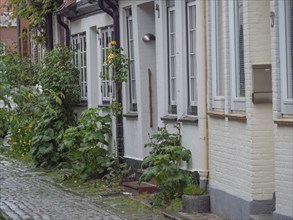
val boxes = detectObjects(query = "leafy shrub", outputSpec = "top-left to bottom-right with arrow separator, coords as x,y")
37,46 -> 80,108
0,108 -> 9,138
139,127 -> 192,206
1,48 -> 80,168
7,86 -> 40,156
183,184 -> 207,196
31,95 -> 70,167
59,108 -> 117,181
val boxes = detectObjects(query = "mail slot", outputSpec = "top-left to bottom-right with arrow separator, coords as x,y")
252,64 -> 272,104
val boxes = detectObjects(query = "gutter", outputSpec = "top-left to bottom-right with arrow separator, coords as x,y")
98,0 -> 124,164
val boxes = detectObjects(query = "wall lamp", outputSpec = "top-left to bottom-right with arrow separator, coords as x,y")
142,33 -> 156,42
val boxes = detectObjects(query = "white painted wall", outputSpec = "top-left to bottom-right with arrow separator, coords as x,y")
119,0 -> 158,161
70,12 -> 116,151
153,0 -> 208,173
71,13 -> 113,109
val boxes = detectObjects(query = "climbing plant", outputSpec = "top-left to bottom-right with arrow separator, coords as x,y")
3,0 -> 61,42
100,40 -> 129,115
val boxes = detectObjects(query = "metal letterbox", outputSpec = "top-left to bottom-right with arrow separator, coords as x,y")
252,64 -> 272,104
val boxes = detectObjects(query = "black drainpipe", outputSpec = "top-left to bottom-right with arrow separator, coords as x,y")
17,18 -> 21,54
98,0 -> 124,164
46,12 -> 54,50
57,15 -> 70,47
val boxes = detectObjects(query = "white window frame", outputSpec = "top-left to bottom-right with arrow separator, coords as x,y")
229,0 -> 245,111
168,6 -> 177,113
126,9 -> 137,112
187,1 -> 197,115
279,0 -> 293,115
211,0 -> 225,110
99,26 -> 114,105
72,32 -> 87,102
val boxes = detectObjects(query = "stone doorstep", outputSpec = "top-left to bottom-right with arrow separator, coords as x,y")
122,181 -> 157,196
249,214 -> 273,220
135,169 -> 157,185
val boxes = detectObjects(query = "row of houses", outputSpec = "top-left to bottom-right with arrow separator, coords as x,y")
6,0 -> 293,219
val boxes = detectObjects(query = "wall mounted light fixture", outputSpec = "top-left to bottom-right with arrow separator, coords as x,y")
142,33 -> 156,42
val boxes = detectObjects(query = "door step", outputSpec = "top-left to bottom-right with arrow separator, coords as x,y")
249,214 -> 273,220
122,181 -> 157,196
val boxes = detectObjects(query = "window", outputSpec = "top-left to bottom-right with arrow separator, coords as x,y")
168,6 -> 177,114
279,0 -> 293,114
186,1 -> 197,115
72,33 -> 87,102
100,26 -> 114,105
126,8 -> 137,111
211,0 -> 225,109
229,0 -> 245,110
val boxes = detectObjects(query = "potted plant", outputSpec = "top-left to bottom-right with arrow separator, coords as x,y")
182,184 -> 210,213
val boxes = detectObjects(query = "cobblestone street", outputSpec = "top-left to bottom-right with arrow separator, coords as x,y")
0,157 -> 223,220
0,159 -> 129,220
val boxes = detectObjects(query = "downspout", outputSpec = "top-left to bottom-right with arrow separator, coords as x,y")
197,0 -> 209,190
57,15 -> 70,47
99,0 -> 124,164
46,12 -> 54,50
17,18 -> 21,54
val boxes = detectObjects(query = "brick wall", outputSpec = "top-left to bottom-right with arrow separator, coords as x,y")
271,1 -> 293,218
274,126 -> 293,217
244,0 -> 274,201
208,0 -> 275,213
209,118 -> 252,200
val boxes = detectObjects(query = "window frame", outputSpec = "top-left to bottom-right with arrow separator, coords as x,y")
211,0 -> 225,110
279,0 -> 293,115
126,8 -> 137,112
186,0 -> 197,115
71,32 -> 87,102
167,6 -> 177,114
229,0 -> 245,111
99,26 -> 114,105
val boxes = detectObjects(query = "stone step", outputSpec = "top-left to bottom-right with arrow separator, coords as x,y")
123,181 -> 157,196
249,214 -> 273,220
135,169 -> 157,185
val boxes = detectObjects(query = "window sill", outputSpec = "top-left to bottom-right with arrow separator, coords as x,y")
178,116 -> 198,124
123,112 -> 138,119
226,113 -> 247,121
74,102 -> 88,107
208,111 -> 247,122
98,104 -> 110,108
274,118 -> 293,126
207,111 -> 225,119
160,115 -> 177,122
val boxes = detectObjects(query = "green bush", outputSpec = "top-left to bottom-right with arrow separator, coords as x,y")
0,108 -> 9,138
1,47 -> 80,168
139,127 -> 192,206
59,108 -> 117,181
37,46 -> 80,108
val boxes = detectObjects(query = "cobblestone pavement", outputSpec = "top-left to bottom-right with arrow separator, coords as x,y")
0,159 -> 128,220
0,157 -> 223,220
